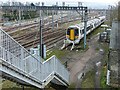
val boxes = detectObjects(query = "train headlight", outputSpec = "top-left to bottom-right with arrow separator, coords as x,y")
66,35 -> 69,39
75,36 -> 79,39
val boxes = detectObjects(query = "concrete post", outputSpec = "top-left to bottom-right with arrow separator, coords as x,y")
39,10 -> 43,58
19,10 -> 21,22
110,21 -> 120,49
108,21 -> 120,87
84,8 -> 88,49
52,10 -> 54,31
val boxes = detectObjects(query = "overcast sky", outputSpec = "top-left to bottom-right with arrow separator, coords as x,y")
1,0 -> 119,8
3,0 -> 118,3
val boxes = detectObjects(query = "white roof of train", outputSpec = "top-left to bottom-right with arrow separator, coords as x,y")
68,16 -> 105,29
98,16 -> 106,20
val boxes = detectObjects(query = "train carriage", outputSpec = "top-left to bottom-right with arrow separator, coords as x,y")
61,16 -> 106,50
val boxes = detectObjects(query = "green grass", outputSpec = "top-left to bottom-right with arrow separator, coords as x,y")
100,66 -> 117,89
1,80 -> 39,90
99,42 -> 110,88
104,21 -> 111,26
100,42 -> 109,66
2,80 -> 21,88
81,70 -> 95,88
87,27 -> 103,39
46,49 -> 68,62
78,40 -> 89,51
68,83 -> 76,89
79,26 -> 104,51
95,47 -> 99,51
98,33 -> 110,88
100,66 -> 108,88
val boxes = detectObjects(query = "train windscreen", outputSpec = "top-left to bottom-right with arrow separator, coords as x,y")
67,28 -> 79,36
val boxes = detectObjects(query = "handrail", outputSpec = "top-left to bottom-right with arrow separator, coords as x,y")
0,27 -> 41,63
0,27 -> 69,87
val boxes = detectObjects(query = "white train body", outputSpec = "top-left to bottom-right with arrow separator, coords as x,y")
61,16 -> 106,50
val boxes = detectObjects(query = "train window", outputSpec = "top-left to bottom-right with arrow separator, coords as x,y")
67,28 -> 70,35
67,28 -> 79,36
80,30 -> 82,34
87,26 -> 89,31
101,19 -> 104,22
94,23 -> 97,26
82,29 -> 84,34
75,28 -> 79,36
87,25 -> 93,31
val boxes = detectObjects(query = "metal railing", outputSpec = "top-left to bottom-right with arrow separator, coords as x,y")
0,27 -> 69,86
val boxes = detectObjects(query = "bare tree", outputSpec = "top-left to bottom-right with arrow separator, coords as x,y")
107,1 -> 120,26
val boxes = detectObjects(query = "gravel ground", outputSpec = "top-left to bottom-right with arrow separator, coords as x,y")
60,33 -> 105,88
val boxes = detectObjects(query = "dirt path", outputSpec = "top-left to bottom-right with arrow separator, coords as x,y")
66,34 -> 103,86
69,47 -> 96,83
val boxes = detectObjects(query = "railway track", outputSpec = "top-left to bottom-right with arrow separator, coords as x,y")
3,15 -> 81,50
2,15 -> 68,32
9,17 -> 80,38
13,27 -> 63,42
25,34 -> 66,50
4,15 -> 80,34
21,29 -> 65,48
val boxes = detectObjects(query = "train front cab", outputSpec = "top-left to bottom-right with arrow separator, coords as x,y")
66,27 -> 79,41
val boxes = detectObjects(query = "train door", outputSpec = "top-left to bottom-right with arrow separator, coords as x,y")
70,29 -> 75,40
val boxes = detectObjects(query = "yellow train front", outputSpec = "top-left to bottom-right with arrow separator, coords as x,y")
66,27 -> 79,41
61,26 -> 82,50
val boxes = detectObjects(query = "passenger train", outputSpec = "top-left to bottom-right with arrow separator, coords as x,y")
61,16 -> 106,50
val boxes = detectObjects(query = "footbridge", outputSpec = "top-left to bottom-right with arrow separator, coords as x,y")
0,28 -> 69,88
